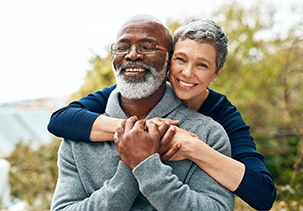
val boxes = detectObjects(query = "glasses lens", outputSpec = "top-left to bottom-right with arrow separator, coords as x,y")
137,42 -> 157,54
112,42 -> 130,55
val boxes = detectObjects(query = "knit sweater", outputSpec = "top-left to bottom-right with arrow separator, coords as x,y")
48,83 -> 276,210
51,84 -> 233,211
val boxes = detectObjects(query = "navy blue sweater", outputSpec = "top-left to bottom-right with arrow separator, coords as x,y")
48,84 -> 276,210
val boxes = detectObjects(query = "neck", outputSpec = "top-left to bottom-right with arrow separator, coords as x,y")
120,82 -> 166,119
182,89 -> 209,111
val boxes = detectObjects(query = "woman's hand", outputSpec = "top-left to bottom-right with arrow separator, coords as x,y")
161,127 -> 200,162
147,117 -> 179,127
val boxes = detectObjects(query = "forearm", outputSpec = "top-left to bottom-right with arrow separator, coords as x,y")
48,107 -> 98,142
90,115 -> 123,142
187,137 -> 275,210
171,130 -> 244,192
234,162 -> 276,210
188,140 -> 245,192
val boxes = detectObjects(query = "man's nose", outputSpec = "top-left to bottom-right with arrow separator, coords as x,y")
124,45 -> 144,60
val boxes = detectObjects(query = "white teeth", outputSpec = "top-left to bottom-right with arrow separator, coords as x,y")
125,68 -> 145,72
179,80 -> 195,87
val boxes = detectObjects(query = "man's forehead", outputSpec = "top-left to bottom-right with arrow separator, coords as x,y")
116,22 -> 164,41
124,14 -> 162,25
118,20 -> 161,34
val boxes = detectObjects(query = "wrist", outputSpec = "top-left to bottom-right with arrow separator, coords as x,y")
90,115 -> 124,141
186,138 -> 200,160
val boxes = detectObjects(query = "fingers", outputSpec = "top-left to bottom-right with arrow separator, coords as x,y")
144,121 -> 162,143
160,126 -> 176,147
115,119 -> 126,144
161,142 -> 181,162
148,117 -> 179,126
159,126 -> 177,157
190,132 -> 199,138
148,117 -> 163,126
168,119 -> 179,126
125,116 -> 138,131
158,121 -> 170,138
133,119 -> 146,131
115,116 -> 137,142
116,116 -> 175,145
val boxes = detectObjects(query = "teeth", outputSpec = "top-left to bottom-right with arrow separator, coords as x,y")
179,80 -> 195,87
125,68 -> 145,72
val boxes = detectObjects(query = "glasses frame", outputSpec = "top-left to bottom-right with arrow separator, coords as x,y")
111,41 -> 168,55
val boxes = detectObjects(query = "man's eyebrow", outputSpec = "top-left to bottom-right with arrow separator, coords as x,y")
140,38 -> 156,42
116,38 -> 129,43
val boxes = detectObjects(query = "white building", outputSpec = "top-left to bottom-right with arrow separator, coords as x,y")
0,97 -> 66,158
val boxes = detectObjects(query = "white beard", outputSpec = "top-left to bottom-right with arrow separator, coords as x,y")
114,53 -> 169,100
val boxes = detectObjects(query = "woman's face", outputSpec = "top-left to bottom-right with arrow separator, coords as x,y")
169,38 -> 222,105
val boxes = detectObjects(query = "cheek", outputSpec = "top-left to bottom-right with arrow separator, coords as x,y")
168,67 -> 177,83
154,56 -> 168,70
112,56 -> 124,69
169,63 -> 181,76
196,73 -> 214,84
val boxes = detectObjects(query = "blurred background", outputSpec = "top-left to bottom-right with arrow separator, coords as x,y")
0,0 -> 302,210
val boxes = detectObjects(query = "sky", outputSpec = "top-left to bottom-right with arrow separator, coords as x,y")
0,0 -> 302,104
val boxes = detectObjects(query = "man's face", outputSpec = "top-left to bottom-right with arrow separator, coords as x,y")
112,20 -> 169,100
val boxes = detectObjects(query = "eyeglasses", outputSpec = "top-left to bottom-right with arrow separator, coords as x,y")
111,41 -> 168,55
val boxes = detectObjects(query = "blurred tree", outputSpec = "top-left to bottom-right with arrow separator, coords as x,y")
208,1 -> 303,208
6,138 -> 61,210
70,53 -> 115,102
5,1 -> 303,210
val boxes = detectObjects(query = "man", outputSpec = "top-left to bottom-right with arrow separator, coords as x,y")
51,14 -> 233,210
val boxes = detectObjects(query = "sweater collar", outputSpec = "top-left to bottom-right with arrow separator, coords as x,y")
105,82 -> 182,119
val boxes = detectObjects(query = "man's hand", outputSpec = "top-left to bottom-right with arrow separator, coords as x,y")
114,116 -> 171,169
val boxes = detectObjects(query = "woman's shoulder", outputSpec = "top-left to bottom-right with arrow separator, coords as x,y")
202,89 -> 235,115
208,88 -> 230,103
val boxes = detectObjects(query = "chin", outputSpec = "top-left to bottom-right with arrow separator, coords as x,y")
175,93 -> 188,101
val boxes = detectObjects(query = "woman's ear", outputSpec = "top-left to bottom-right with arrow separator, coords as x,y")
213,65 -> 224,81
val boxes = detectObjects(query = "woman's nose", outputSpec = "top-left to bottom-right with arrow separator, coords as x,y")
182,66 -> 194,77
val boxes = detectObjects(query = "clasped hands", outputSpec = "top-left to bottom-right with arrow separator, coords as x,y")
114,116 -> 199,170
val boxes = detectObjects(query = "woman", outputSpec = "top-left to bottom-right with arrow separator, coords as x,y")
48,19 -> 276,210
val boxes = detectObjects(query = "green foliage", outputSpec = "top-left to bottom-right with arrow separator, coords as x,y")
6,139 -> 61,210
70,53 -> 116,102
209,2 -> 303,208
5,1 -> 303,210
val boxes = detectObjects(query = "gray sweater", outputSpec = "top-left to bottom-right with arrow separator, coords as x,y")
51,83 -> 234,211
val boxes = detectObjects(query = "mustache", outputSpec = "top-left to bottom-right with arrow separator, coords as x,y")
116,61 -> 152,75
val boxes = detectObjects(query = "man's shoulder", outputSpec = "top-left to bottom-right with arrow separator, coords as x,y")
174,106 -> 227,137
175,106 -> 231,155
176,105 -> 214,123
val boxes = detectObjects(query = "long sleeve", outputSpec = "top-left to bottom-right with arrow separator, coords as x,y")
51,139 -> 139,211
201,88 -> 276,210
51,84 -> 234,210
134,154 -> 233,211
134,101 -> 233,211
47,84 -> 116,142
48,83 -> 276,209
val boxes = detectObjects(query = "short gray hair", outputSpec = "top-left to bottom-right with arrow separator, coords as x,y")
173,19 -> 228,72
